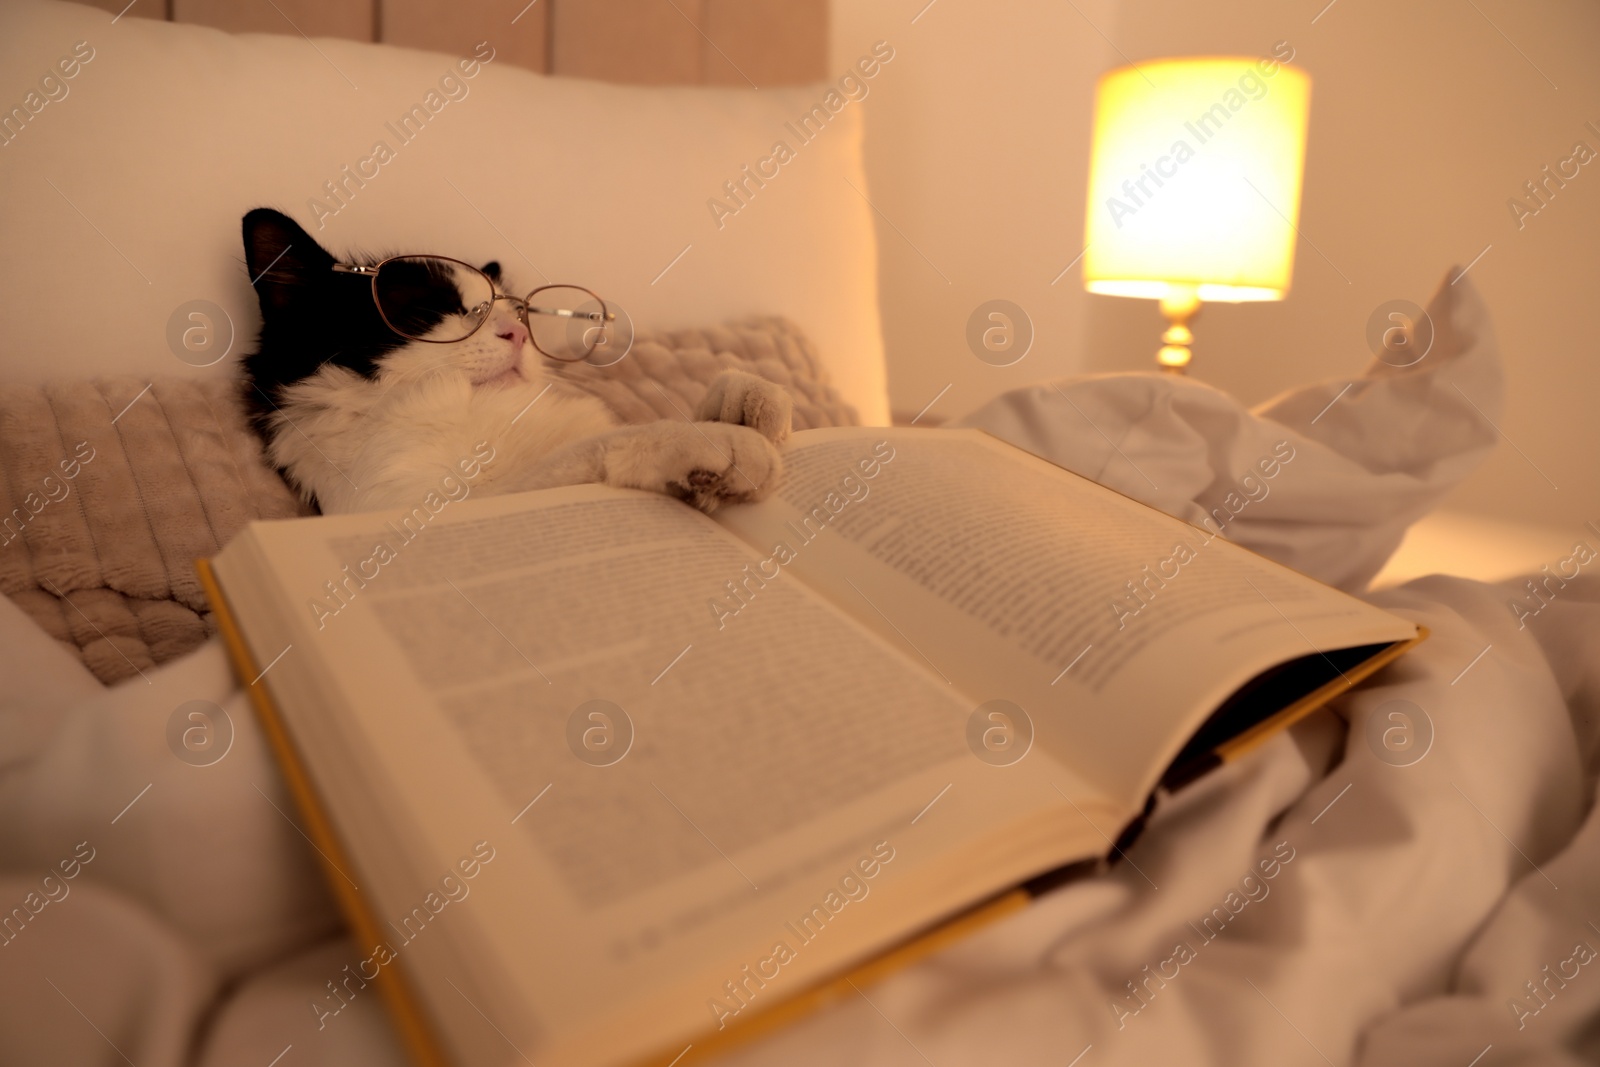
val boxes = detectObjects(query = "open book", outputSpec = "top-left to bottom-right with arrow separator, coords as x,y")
201,426 -> 1421,1067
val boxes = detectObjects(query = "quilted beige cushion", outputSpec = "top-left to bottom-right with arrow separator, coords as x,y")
1,317 -> 857,684
547,316 -> 858,431
0,377 -> 309,685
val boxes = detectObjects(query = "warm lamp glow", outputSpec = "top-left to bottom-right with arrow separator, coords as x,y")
1081,55 -> 1311,370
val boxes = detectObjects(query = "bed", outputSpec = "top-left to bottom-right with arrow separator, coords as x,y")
3,3 -> 1598,1066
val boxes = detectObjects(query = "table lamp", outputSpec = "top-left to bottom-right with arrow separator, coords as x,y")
1082,56 -> 1311,372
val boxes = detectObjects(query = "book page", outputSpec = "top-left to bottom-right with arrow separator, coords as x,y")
228,483 -> 1115,1065
332,496 -> 971,907
714,427 -> 1416,809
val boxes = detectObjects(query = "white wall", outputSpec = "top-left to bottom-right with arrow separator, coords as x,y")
840,0 -> 1599,532
831,0 -> 1113,424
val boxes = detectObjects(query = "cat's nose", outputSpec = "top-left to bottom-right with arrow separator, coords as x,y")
495,321 -> 528,352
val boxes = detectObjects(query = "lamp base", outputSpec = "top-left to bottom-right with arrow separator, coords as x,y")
1156,286 -> 1201,374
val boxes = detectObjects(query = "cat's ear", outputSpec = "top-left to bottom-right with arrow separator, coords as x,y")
481,261 -> 502,283
242,208 -> 336,319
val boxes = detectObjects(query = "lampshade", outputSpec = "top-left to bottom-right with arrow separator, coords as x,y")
1083,56 -> 1311,303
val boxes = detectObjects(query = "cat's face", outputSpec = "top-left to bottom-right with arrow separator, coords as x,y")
239,207 -> 535,431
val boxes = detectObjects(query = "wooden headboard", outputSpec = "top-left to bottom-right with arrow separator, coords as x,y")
80,0 -> 827,86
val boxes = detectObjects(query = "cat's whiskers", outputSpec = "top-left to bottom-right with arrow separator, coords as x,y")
371,346 -> 505,401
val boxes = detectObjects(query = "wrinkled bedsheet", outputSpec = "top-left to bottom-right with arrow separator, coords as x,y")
3,274 -> 1596,1066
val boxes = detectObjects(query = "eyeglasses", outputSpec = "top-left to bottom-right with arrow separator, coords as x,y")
332,255 -> 616,363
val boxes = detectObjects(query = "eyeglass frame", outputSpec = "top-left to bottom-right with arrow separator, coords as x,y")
331,255 -> 617,362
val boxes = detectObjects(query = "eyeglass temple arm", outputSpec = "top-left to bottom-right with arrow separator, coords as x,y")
331,263 -> 378,275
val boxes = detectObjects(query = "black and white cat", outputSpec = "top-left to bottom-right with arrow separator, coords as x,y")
238,208 -> 790,514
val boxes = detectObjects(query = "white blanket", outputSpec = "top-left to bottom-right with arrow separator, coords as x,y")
3,274 -> 1595,1066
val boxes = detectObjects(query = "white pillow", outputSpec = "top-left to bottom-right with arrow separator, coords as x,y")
0,1 -> 889,424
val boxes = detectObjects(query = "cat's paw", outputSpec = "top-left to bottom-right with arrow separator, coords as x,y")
695,370 -> 793,443
604,420 -> 783,512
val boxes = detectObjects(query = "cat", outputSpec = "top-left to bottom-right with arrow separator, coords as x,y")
238,208 -> 791,515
